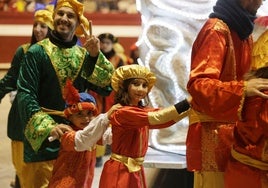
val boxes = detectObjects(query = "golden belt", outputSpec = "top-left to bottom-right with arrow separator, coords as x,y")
111,153 -> 144,173
231,147 -> 268,171
189,108 -> 216,124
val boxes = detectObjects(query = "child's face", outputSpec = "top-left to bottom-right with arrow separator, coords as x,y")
100,38 -> 113,53
68,109 -> 94,129
128,78 -> 149,106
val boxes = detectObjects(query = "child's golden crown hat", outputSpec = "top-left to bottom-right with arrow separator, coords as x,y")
111,64 -> 156,92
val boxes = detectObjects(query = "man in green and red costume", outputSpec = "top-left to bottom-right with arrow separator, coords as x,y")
16,0 -> 114,187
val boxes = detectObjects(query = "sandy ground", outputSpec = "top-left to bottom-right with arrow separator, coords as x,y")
0,92 -> 14,187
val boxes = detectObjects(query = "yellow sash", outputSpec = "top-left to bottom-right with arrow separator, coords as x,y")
189,108 -> 216,124
231,147 -> 268,170
111,153 -> 144,173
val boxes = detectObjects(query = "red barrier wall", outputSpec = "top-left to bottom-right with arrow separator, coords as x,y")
0,12 -> 141,65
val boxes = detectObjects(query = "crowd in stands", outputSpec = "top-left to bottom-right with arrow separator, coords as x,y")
0,0 -> 137,13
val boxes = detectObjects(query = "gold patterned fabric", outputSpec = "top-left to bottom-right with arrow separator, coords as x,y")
40,38 -> 86,90
25,111 -> 57,151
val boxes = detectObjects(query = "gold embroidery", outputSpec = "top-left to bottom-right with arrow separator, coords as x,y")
25,111 -> 56,151
238,81 -> 247,121
39,39 -> 86,91
214,19 -> 237,81
201,123 -> 218,171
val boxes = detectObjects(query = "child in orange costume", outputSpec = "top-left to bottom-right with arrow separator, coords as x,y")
48,80 -> 119,187
99,64 -> 191,188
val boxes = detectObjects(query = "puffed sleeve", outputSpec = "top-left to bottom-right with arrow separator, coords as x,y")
75,113 -> 109,151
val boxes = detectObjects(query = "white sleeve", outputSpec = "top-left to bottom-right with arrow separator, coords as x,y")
102,126 -> 112,145
74,113 -> 109,151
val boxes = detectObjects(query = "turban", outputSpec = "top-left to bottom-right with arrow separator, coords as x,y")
34,5 -> 54,30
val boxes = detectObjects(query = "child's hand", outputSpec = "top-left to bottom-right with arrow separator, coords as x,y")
107,103 -> 122,119
49,124 -> 73,142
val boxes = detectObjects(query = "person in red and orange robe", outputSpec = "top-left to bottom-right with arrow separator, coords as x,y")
186,0 -> 268,187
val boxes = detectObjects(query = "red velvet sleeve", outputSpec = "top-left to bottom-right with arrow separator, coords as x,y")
110,106 -> 176,129
187,19 -> 246,121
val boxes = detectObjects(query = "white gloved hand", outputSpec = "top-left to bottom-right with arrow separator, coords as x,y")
102,126 -> 112,145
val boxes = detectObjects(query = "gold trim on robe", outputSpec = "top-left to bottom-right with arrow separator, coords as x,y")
231,147 -> 268,171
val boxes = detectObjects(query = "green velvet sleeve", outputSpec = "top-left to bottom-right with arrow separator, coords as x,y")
81,51 -> 114,88
17,45 -> 57,152
0,45 -> 25,101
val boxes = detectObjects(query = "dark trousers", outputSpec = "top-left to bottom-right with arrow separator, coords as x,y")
152,169 -> 193,188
